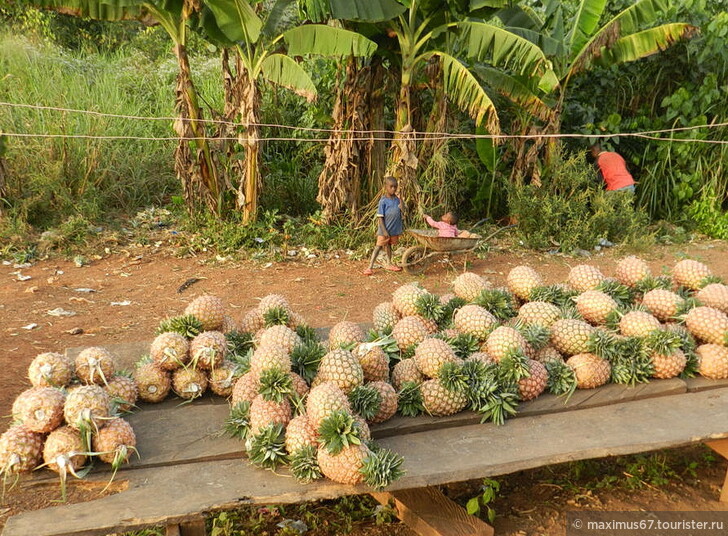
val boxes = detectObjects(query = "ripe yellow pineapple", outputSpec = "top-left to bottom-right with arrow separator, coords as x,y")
221,315 -> 241,334
696,283 -> 728,314
249,394 -> 292,436
134,362 -> 172,403
507,266 -> 544,301
367,381 -> 398,424
353,344 -> 390,383
391,358 -> 425,390
685,306 -> 728,345
413,338 -> 458,378
290,372 -> 310,398
306,382 -> 351,428
619,311 -> 661,338
12,387 -> 65,434
105,375 -> 139,413
75,347 -> 117,385
241,308 -> 265,334
328,321 -> 365,348
672,259 -> 712,290
615,256 -> 652,287
485,326 -> 530,362
208,361 -> 238,397
258,325 -> 302,353
285,415 -> 319,454
574,290 -> 618,325
373,302 -> 401,332
518,360 -> 548,400
452,272 -> 491,302
566,353 -> 611,389
550,319 -> 594,356
317,443 -> 370,485
189,331 -> 228,370
93,417 -> 136,467
0,425 -> 44,475
172,367 -> 208,400
150,332 -> 189,371
568,265 -> 605,293
231,372 -> 261,406
257,294 -> 292,316
421,379 -> 467,416
696,344 -> 728,379
185,295 -> 225,331
533,345 -> 563,364
315,349 -> 364,393
43,425 -> 87,477
249,343 -> 291,377
651,349 -> 686,379
641,289 -> 684,322
63,385 -> 111,431
391,316 -> 429,349
28,352 -> 73,388
517,301 -> 561,328
453,305 -> 497,340
392,283 -> 428,317
467,351 -> 497,365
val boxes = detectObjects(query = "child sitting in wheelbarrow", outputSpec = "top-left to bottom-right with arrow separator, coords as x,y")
424,211 -> 459,237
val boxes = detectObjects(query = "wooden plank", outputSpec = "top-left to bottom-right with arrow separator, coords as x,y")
373,378 -> 686,439
706,438 -> 728,503
683,377 -> 728,393
372,488 -> 494,536
7,387 -> 728,536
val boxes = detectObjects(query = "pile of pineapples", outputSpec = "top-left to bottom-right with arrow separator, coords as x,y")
0,348 -> 138,499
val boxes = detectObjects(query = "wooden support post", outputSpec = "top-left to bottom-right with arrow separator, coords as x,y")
372,487 -> 494,536
166,517 -> 206,536
706,438 -> 728,503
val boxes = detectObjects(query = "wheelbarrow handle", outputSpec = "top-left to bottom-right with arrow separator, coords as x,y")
479,223 -> 516,242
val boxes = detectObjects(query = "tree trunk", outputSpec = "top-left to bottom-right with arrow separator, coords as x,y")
364,58 -> 387,202
236,68 -> 261,224
388,81 -> 420,218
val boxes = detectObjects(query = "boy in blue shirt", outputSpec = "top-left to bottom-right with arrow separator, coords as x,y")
363,176 -> 403,276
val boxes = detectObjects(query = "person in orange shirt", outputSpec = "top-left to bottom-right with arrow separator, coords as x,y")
589,144 -> 636,193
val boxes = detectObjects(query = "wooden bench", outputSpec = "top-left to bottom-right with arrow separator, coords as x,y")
4,342 -> 728,536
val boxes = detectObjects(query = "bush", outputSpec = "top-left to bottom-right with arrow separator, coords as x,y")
508,148 -> 650,252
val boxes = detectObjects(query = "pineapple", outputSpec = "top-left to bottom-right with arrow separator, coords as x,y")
353,344 -> 390,383
209,361 -> 238,397
467,351 -> 497,366
485,326 -> 531,362
367,381 -> 398,424
615,256 -> 652,287
290,372 -> 310,398
685,306 -> 728,345
619,311 -> 661,338
43,426 -> 87,500
672,259 -> 712,290
184,294 -> 225,331
452,272 -> 492,302
534,345 -> 563,364
392,283 -> 428,317
315,349 -> 364,393
317,443 -> 403,489
12,387 -> 65,434
550,319 -> 594,356
241,308 -> 265,334
518,360 -> 548,401
414,338 -> 458,378
373,302 -> 400,333
391,358 -> 425,390
329,321 -> 365,349
221,314 -> 241,334
231,372 -> 261,406
574,290 -> 618,325
453,305 -> 498,340
391,316 -> 429,350
249,394 -> 292,436
172,367 -> 208,400
150,332 -> 189,371
75,347 -> 116,385
568,265 -> 606,293
249,343 -> 291,377
93,417 -> 136,468
507,266 -> 544,301
258,325 -> 302,353
697,283 -> 728,314
105,375 -> 138,413
306,382 -> 351,428
28,352 -> 73,388
189,331 -> 228,370
257,294 -> 292,317
642,289 -> 685,322
0,425 -> 44,475
566,353 -> 611,389
285,414 -> 319,454
651,349 -> 686,379
421,379 -> 467,416
134,362 -> 172,403
696,344 -> 728,379
63,385 -> 111,431
517,301 -> 561,328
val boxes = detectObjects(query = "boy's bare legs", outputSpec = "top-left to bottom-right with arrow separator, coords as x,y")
385,244 -> 393,265
367,246 -> 382,270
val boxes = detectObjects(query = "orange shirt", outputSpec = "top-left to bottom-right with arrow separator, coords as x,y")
596,152 -> 635,191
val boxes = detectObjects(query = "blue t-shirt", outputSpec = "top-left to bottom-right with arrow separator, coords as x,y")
377,195 -> 403,236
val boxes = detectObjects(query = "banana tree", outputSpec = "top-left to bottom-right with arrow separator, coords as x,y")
497,0 -> 697,180
201,0 -> 377,223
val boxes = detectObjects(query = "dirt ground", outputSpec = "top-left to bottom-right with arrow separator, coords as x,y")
2,237 -> 728,534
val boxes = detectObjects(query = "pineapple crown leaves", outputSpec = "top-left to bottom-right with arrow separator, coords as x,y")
470,378 -> 519,426
544,360 -> 577,401
317,410 -> 363,455
679,348 -> 700,379
397,381 -> 424,417
224,401 -> 251,440
156,315 -> 203,339
247,423 -> 289,470
263,307 -> 291,328
596,279 -> 636,308
586,329 -> 619,362
444,333 -> 480,359
530,285 -> 577,307
517,323 -> 551,351
497,349 -> 531,383
348,385 -> 383,421
699,275 -> 724,288
440,296 -> 467,326
415,293 -> 445,324
559,303 -> 584,321
258,368 -> 294,403
610,353 -> 654,387
675,297 -> 699,318
225,330 -> 254,358
400,344 -> 417,361
109,396 -> 139,415
634,276 -> 672,294
674,286 -> 694,300
290,341 -> 326,384
643,330 -> 682,355
461,359 -> 495,387
227,347 -> 253,375
289,392 -> 308,417
473,289 -> 518,321
360,447 -> 405,491
362,333 -> 399,354
134,354 -> 154,367
290,445 -> 323,483
295,324 -> 321,344
437,361 -> 469,394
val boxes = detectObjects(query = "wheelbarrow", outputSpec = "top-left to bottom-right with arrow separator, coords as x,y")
400,225 -> 515,275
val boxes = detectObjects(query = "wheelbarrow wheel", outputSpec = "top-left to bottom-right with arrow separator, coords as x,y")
401,245 -> 431,275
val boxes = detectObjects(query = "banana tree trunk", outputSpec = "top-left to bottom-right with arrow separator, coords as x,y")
388,80 -> 420,217
365,58 -> 387,202
236,69 -> 261,224
418,58 -> 448,206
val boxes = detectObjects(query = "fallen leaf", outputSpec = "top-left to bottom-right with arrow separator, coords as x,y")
22,323 -> 38,330
111,301 -> 132,306
47,308 -> 77,317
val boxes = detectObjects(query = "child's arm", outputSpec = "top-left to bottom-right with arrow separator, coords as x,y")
424,215 -> 446,230
377,198 -> 389,236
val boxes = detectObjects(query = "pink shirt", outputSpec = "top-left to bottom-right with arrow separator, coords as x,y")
425,216 -> 459,237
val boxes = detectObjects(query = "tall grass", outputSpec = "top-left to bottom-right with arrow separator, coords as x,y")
0,33 -> 179,233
